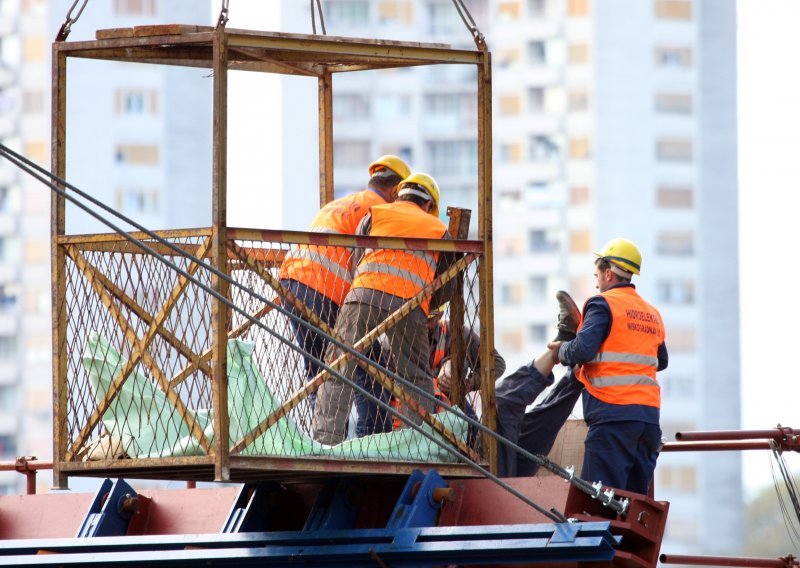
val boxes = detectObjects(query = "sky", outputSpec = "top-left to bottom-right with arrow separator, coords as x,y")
737,0 -> 800,497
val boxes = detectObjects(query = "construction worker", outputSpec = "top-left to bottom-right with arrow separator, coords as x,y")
548,238 -> 667,493
355,305 -> 507,437
312,173 -> 453,444
278,155 -> 411,405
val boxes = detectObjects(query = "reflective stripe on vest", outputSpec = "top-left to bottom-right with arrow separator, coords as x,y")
351,201 -> 447,315
576,286 -> 665,408
278,190 -> 386,305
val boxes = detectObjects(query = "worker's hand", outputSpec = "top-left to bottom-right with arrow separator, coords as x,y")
437,360 -> 453,394
547,341 -> 563,365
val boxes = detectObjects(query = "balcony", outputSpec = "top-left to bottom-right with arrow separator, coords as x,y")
0,313 -> 18,335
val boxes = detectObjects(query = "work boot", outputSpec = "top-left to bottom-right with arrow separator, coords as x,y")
553,290 -> 580,342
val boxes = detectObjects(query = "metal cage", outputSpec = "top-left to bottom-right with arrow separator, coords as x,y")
51,25 -> 494,486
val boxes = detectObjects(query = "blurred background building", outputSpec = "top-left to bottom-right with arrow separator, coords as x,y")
0,0 -> 742,556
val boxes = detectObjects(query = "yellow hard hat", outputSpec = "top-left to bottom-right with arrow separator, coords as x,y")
398,172 -> 440,217
368,155 -> 411,180
594,238 -> 642,275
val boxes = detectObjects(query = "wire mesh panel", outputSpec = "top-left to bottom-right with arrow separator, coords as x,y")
59,231 -> 216,464
55,228 -> 491,475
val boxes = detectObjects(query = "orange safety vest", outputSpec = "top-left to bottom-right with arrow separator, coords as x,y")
391,320 -> 449,430
351,201 -> 447,315
575,286 -> 665,408
279,190 -> 386,306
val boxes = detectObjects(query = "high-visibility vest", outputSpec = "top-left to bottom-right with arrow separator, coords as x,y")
279,190 -> 386,306
391,320 -> 449,430
576,286 -> 665,408
351,201 -> 447,315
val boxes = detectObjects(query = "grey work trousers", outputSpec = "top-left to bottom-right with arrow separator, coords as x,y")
312,301 -> 436,445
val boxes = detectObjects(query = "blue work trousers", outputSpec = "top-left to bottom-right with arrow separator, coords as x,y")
581,421 -> 661,494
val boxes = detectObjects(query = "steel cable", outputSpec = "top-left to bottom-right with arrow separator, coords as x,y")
0,142 -> 628,516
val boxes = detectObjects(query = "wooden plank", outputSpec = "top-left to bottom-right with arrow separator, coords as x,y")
95,27 -> 134,40
133,24 -> 213,37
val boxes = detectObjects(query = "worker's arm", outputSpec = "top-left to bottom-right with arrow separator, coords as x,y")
557,297 -> 611,367
439,327 -> 506,393
657,341 -> 668,371
350,213 -> 373,271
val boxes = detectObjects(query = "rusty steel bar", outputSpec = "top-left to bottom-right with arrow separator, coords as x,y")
211,26 -> 231,482
318,69 -> 334,206
0,458 -> 53,495
660,554 -> 799,568
58,227 -> 212,244
51,43 -> 68,491
228,228 -> 485,254
661,441 -> 773,452
476,45 -> 497,472
445,207 -> 471,409
676,428 -> 799,443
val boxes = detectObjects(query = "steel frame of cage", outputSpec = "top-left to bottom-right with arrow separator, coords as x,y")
51,25 -> 494,488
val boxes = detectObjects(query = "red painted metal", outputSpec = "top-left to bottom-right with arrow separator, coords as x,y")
675,428 -> 800,451
661,441 -> 772,452
660,554 -> 799,568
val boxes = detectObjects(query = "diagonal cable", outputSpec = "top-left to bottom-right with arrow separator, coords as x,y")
0,142 -> 629,516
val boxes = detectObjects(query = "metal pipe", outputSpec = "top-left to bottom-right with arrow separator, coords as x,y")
675,428 -> 797,442
661,441 -> 772,452
660,554 -> 798,568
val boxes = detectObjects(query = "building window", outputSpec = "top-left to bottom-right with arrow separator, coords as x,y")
325,0 -> 370,26
568,89 -> 589,111
568,0 -> 590,16
114,0 -> 157,15
0,284 -> 17,311
569,137 -> 591,159
570,185 -> 590,205
333,141 -> 370,167
656,279 -> 695,304
497,235 -> 523,255
498,0 -> 521,19
22,37 -> 45,61
115,88 -> 158,116
115,144 -> 159,165
667,326 -> 695,352
424,93 -> 475,120
374,94 -> 411,119
568,43 -> 589,64
658,466 -> 698,491
0,435 -> 17,459
499,143 -> 522,163
570,230 -> 591,253
378,0 -> 413,24
656,138 -> 693,162
530,324 -> 548,343
23,141 -> 47,165
529,135 -> 559,162
657,231 -> 694,256
527,87 -> 544,112
499,94 -> 521,115
334,94 -> 371,121
22,90 -> 44,114
529,276 -> 547,302
427,0 -> 461,34
654,46 -> 693,68
654,0 -> 692,20
500,329 -> 524,351
497,48 -> 521,68
528,0 -> 547,17
528,41 -> 546,66
662,375 -> 696,398
501,283 -> 523,305
427,140 -> 477,176
23,0 -> 47,14
529,229 -> 559,253
655,92 -> 693,114
0,336 -> 17,359
24,240 -> 48,263
657,185 -> 693,208
115,188 -> 160,216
